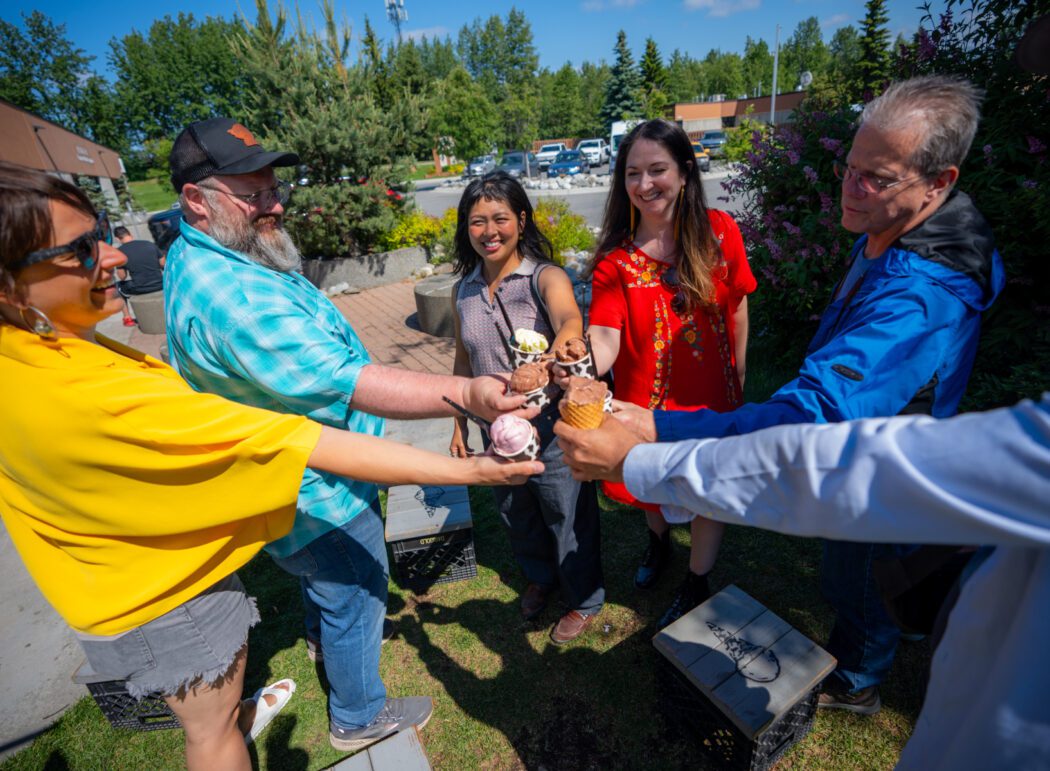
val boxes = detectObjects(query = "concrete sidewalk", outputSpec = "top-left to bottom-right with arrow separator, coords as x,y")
0,277 -> 456,759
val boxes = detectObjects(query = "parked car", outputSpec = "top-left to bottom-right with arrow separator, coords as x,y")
466,155 -> 496,177
147,205 -> 183,252
575,138 -> 609,167
535,142 -> 567,169
691,142 -> 712,173
547,150 -> 590,178
699,130 -> 728,157
498,150 -> 540,178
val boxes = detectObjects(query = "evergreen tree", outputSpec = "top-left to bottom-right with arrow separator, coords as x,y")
666,50 -> 702,102
639,37 -> 670,119
419,36 -> 458,80
703,49 -> 744,98
857,0 -> 892,98
599,30 -> 642,130
233,0 -> 412,257
359,17 -> 391,107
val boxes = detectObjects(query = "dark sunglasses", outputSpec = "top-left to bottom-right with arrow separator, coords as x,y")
12,211 -> 112,272
661,265 -> 687,316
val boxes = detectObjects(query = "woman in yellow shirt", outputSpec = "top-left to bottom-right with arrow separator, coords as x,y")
0,162 -> 541,770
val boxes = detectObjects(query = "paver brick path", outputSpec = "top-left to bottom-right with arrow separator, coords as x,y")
123,278 -> 455,377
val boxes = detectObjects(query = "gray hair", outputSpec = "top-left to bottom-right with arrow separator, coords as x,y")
860,75 -> 984,177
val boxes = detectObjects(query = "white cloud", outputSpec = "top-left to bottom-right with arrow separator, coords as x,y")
683,0 -> 760,18
403,26 -> 448,42
821,13 -> 851,28
582,0 -> 641,11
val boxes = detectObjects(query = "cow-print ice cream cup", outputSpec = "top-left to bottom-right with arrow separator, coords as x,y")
493,427 -> 542,461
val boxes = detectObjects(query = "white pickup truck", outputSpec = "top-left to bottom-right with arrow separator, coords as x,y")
535,142 -> 567,169
575,138 -> 609,167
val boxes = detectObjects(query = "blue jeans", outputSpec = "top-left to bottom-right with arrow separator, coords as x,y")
271,499 -> 388,729
490,408 -> 605,615
821,540 -> 914,693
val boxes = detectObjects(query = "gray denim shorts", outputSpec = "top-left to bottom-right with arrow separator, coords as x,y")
76,574 -> 260,699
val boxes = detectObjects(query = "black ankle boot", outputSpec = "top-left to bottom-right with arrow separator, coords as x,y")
657,571 -> 711,629
634,529 -> 672,590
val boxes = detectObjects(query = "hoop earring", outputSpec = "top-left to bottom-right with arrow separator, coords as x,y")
19,306 -> 57,341
673,187 -> 685,242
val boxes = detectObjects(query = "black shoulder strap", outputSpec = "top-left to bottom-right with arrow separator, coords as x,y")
530,263 -> 555,332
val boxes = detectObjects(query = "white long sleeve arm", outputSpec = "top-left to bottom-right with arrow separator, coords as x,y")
623,396 -> 1050,547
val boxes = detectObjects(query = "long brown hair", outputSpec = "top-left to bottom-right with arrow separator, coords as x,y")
585,119 -> 721,310
0,161 -> 96,298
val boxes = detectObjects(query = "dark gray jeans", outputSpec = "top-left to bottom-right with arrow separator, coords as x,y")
490,410 -> 605,615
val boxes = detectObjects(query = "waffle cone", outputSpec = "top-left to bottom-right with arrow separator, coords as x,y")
560,399 -> 605,430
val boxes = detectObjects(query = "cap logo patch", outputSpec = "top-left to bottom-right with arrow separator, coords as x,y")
227,124 -> 259,147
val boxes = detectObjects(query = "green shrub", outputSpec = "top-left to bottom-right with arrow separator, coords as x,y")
380,209 -> 443,252
285,181 -> 403,259
724,111 -> 768,164
534,198 -> 595,265
434,208 -> 459,263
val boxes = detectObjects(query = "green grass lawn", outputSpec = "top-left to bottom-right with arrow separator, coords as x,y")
2,344 -> 926,770
128,178 -> 177,213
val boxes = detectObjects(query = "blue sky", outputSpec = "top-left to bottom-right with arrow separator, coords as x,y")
8,0 -> 947,77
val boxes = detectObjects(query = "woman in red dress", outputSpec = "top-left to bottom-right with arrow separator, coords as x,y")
582,119 -> 756,628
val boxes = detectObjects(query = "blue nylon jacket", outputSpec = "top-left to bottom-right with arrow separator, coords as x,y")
655,190 -> 1005,442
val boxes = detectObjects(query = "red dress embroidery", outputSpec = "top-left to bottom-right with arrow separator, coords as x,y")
588,210 -> 757,510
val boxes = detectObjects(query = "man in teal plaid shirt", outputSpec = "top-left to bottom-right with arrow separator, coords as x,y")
164,117 -> 526,752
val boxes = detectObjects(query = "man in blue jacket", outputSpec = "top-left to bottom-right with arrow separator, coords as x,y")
571,75 -> 1005,714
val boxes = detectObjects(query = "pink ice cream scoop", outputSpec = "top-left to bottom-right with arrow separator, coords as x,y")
489,414 -> 538,459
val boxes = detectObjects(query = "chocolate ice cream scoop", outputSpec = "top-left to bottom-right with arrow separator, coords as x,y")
561,376 -> 608,406
509,361 -> 551,394
554,337 -> 588,363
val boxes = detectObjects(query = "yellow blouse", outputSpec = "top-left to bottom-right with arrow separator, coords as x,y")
0,326 -> 322,635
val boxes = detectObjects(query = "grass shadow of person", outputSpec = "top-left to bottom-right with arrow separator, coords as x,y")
397,596 -> 712,769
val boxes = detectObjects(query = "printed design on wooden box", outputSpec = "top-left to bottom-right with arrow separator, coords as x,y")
708,622 -> 782,683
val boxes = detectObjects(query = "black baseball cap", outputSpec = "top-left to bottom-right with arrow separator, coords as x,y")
169,117 -> 299,192
1017,14 -> 1050,75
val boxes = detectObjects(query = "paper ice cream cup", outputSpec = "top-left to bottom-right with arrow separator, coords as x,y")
509,345 -> 545,368
555,352 -> 597,379
603,391 -> 613,413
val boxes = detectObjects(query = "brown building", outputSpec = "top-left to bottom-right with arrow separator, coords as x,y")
671,91 -> 808,135
0,98 -> 125,205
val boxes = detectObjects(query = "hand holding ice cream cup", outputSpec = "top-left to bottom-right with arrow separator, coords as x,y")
507,360 -> 555,410
509,327 -> 550,367
489,413 -> 542,461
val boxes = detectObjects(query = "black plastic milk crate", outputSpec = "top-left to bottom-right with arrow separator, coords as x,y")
385,484 -> 476,591
653,584 -> 836,771
391,529 -> 477,588
74,662 -> 181,731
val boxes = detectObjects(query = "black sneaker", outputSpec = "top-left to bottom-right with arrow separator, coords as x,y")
656,571 -> 711,629
329,696 -> 434,751
635,529 -> 672,590
817,683 -> 881,715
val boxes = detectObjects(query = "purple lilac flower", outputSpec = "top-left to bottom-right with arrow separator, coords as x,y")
1026,136 -> 1047,155
803,165 -> 819,184
819,192 -> 834,213
917,29 -> 936,62
782,221 -> 801,236
819,137 -> 843,155
1022,179 -> 1039,190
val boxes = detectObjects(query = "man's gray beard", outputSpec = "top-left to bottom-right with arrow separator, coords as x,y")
203,193 -> 302,273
